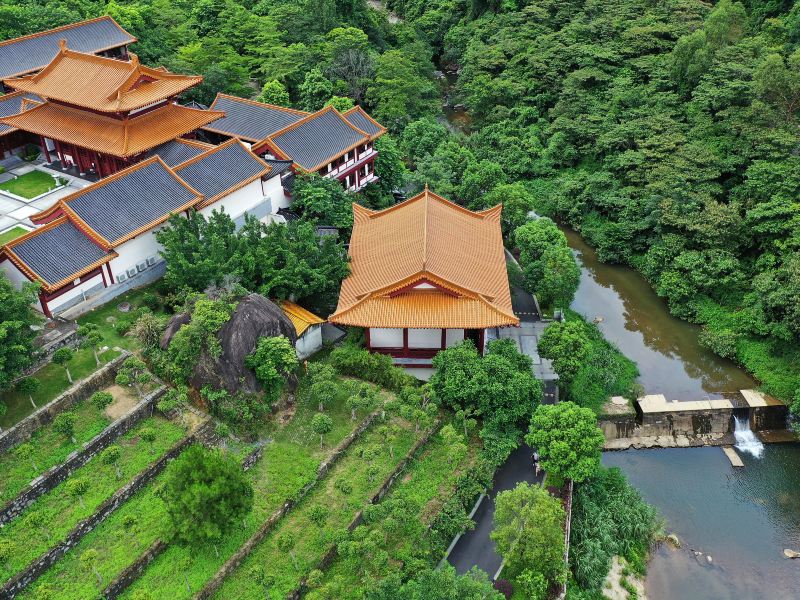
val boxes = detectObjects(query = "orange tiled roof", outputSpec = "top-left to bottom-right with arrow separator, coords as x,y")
329,188 -> 518,329
0,101 -> 224,158
4,45 -> 202,113
280,300 -> 325,337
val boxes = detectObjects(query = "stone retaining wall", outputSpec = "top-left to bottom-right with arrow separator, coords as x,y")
1,432 -> 197,599
98,419 -> 250,600
0,351 -> 132,454
194,412 -> 379,600
101,539 -> 168,599
286,422 -> 441,600
0,386 -> 167,526
639,408 -> 733,437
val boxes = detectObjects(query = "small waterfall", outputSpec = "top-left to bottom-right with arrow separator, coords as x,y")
734,416 -> 764,458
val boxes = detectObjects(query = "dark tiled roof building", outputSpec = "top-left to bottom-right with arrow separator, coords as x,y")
0,16 -> 135,80
174,139 -> 271,207
203,93 -> 308,142
146,139 -> 215,167
3,217 -> 114,290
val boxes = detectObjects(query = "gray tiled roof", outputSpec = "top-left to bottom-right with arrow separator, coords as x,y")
146,140 -> 211,167
344,108 -> 383,136
271,109 -> 367,171
264,158 -> 293,178
68,159 -> 200,243
204,95 -> 307,141
0,93 -> 41,135
174,141 -> 269,201
11,219 -> 110,286
0,17 -> 135,80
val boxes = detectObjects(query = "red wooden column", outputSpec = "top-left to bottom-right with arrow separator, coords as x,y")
441,328 -> 447,350
38,291 -> 52,318
402,328 -> 409,358
38,136 -> 51,163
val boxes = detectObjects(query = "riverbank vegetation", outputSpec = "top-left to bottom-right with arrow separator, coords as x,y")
538,314 -> 639,413
568,467 -> 662,598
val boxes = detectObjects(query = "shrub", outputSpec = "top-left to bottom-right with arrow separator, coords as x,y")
329,344 -> 413,391
698,327 -> 740,359
140,292 -> 162,312
90,391 -> 114,410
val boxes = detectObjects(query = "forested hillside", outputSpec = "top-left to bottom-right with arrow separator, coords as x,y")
393,0 -> 800,403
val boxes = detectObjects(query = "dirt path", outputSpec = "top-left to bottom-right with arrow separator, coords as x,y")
104,384 -> 139,420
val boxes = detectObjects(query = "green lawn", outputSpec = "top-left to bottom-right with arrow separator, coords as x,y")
121,375 -> 379,599
18,460 -> 179,600
0,226 -> 29,245
0,346 -> 122,429
0,170 -> 60,199
1,283 -> 166,430
76,283 -> 168,353
0,396 -> 111,503
210,417 -> 419,600
308,426 -> 479,599
0,415 -> 186,584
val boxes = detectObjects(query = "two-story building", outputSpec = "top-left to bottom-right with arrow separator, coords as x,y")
202,94 -> 386,192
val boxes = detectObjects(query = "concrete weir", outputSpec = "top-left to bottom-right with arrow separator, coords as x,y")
600,389 -> 790,451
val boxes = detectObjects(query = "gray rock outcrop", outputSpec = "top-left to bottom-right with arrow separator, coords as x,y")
160,293 -> 296,394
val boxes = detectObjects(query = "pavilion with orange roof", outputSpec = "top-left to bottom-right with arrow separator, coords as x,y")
329,187 -> 519,366
0,41 -> 222,177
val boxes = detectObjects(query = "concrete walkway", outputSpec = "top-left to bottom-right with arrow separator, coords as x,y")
446,444 -> 544,578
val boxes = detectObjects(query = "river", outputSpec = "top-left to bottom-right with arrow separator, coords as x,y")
564,227 -> 800,599
564,228 -> 757,400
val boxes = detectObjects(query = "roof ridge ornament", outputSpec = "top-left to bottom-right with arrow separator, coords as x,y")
58,38 -> 67,52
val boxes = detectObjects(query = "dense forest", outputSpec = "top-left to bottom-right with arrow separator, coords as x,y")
392,0 -> 800,405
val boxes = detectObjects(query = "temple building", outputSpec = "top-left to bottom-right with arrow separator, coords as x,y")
0,139 -> 285,317
0,41 -> 222,176
0,16 -> 135,88
203,94 -> 386,192
329,188 -> 519,367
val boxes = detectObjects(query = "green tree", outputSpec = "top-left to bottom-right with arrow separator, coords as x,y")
257,79 -> 291,106
139,427 -> 157,454
80,549 -> 103,588
346,382 -> 377,420
65,477 -> 90,510
160,445 -> 253,550
365,565 -> 502,599
299,68 -> 334,111
324,95 -> 355,112
14,442 -> 37,472
310,379 -> 339,412
491,482 -> 566,592
0,272 -> 40,390
311,412 -> 334,448
514,218 -> 579,309
367,48 -> 439,132
77,323 -> 104,367
245,336 -> 299,401
16,377 -> 40,409
101,445 -> 123,479
291,173 -> 353,228
525,402 -> 605,482
115,357 -> 151,398
90,391 -> 113,411
537,321 -> 592,384
52,411 -> 76,443
52,348 -> 74,384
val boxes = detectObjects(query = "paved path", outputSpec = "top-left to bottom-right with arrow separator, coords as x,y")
446,444 -> 544,578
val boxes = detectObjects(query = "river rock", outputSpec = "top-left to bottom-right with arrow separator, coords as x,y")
706,555 -> 713,563
784,549 -> 800,559
666,533 -> 681,548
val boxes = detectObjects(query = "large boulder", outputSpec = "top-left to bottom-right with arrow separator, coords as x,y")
160,293 -> 297,394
